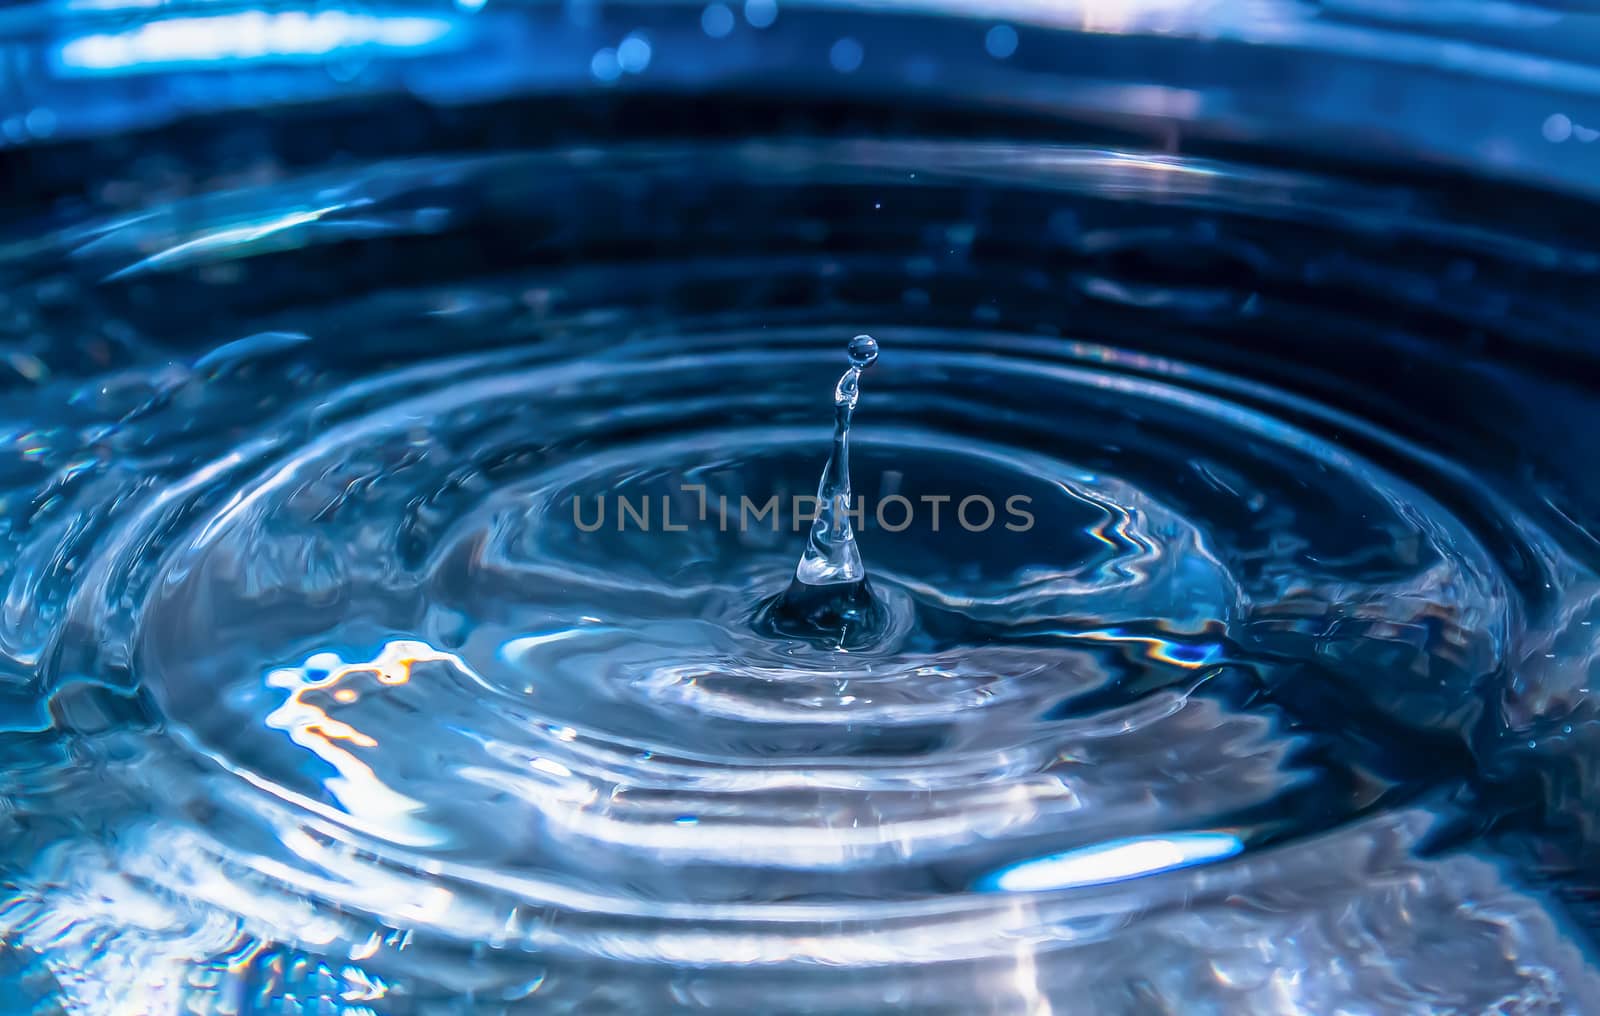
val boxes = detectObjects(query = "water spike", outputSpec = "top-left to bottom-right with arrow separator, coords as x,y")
759,335 -> 887,647
796,346 -> 871,586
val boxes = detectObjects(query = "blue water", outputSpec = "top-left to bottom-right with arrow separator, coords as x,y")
3,4 -> 1600,1013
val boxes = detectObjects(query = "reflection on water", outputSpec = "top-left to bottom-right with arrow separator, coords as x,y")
978,832 -> 1244,892
2,4 -> 1600,1008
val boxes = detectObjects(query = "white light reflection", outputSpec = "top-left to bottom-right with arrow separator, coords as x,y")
102,204 -> 340,281
499,627 -> 594,661
1071,0 -> 1206,34
982,831 -> 1243,892
60,10 -> 455,72
263,640 -> 458,846
792,0 -> 1223,37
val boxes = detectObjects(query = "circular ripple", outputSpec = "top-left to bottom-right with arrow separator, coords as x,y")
97,331 -> 1513,967
0,132 -> 1594,1012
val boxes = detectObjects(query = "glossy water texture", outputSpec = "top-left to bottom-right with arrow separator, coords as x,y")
1,139 -> 1599,1013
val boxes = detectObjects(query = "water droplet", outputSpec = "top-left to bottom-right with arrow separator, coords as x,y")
24,108 -> 56,139
847,333 -> 878,368
830,37 -> 864,74
744,0 -> 777,29
1544,113 -> 1573,143
985,24 -> 1018,60
590,48 -> 621,82
617,33 -> 652,74
701,3 -> 734,37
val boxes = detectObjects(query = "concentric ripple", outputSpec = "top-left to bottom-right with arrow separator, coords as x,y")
2,141 -> 1599,1012
32,331 -> 1548,990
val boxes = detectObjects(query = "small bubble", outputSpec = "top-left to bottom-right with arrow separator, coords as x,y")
847,334 -> 879,368
617,33 -> 652,73
745,0 -> 777,28
1544,113 -> 1573,143
701,2 -> 735,37
985,24 -> 1018,59
830,36 -> 863,73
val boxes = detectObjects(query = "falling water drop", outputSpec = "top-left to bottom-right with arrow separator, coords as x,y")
759,334 -> 886,646
847,332 -> 879,368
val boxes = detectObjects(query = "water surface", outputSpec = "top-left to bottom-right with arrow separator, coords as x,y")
1,46 -> 1600,1014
